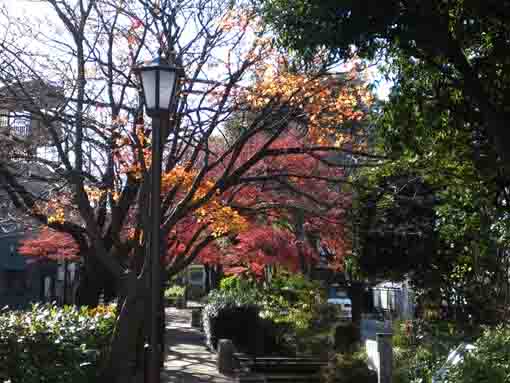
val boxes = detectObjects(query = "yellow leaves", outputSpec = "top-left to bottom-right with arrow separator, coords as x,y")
47,207 -> 65,225
136,125 -> 151,146
126,228 -> 144,245
161,166 -> 197,193
160,167 -> 248,236
114,136 -> 131,148
88,303 -> 116,317
197,204 -> 248,238
33,199 -> 68,225
238,52 -> 373,146
111,191 -> 121,203
84,186 -> 106,203
84,185 -> 121,206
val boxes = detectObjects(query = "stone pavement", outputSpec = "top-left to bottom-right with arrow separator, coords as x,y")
161,306 -> 234,383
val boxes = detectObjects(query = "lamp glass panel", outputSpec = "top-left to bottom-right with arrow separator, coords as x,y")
158,70 -> 177,110
141,69 -> 157,110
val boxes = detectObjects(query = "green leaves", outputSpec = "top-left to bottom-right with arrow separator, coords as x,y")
164,285 -> 186,299
0,303 -> 116,382
445,326 -> 510,383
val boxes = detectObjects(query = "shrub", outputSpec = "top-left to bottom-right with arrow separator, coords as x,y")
219,275 -> 245,291
444,325 -> 510,383
0,303 -> 116,383
164,285 -> 186,299
259,272 -> 325,330
321,351 -> 377,383
333,323 -> 360,353
209,273 -> 335,356
202,289 -> 260,352
391,319 -> 476,383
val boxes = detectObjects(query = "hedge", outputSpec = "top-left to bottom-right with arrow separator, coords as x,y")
0,303 -> 116,383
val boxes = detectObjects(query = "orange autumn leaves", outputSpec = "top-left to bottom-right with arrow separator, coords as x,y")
241,69 -> 372,147
27,8 -> 371,271
215,10 -> 372,147
161,166 -> 248,238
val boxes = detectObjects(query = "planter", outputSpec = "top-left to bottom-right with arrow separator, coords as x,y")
165,297 -> 177,307
175,297 -> 186,309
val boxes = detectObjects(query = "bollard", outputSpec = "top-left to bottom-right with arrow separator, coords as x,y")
217,338 -> 235,374
376,332 -> 393,383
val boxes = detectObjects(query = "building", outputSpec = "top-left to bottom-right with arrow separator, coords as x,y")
0,231 -> 58,308
0,80 -> 78,308
371,280 -> 415,320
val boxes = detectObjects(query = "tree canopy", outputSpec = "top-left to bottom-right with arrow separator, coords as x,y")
261,0 -> 510,169
0,1 -> 374,379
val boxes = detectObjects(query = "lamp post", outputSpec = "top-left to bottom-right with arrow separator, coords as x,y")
138,53 -> 180,383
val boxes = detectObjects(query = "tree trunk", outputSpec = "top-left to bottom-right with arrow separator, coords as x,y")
100,271 -> 148,383
75,257 -> 102,307
75,253 -> 118,307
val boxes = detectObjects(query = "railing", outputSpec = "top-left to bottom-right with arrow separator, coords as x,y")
10,118 -> 32,137
0,112 -> 32,137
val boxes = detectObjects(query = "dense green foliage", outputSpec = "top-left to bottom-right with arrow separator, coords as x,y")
260,0 -> 510,322
218,273 -> 327,331
261,0 -> 510,166
202,288 -> 260,351
445,326 -> 510,383
393,322 -> 510,383
0,303 -> 116,382
321,351 -> 377,383
392,319 -> 478,383
352,83 -> 510,323
164,285 -> 186,299
206,273 -> 343,355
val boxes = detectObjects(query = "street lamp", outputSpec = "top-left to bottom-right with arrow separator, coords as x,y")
138,55 -> 179,117
137,53 -> 180,383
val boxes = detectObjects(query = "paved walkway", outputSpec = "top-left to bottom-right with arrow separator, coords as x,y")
161,306 -> 234,383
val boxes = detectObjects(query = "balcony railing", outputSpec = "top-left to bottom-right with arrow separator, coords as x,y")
0,112 -> 32,137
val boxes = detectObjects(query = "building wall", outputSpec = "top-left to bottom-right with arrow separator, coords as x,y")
0,232 -> 58,309
372,281 -> 415,320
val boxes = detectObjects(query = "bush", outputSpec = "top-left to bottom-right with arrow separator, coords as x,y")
0,303 -> 116,383
219,275 -> 246,291
202,289 -> 260,352
209,273 -> 337,356
391,319 -> 476,383
333,323 -> 360,353
164,285 -> 186,299
444,325 -> 510,383
259,272 -> 325,331
321,351 -> 377,383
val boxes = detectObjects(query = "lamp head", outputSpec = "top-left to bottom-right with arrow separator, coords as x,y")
137,54 -> 180,117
